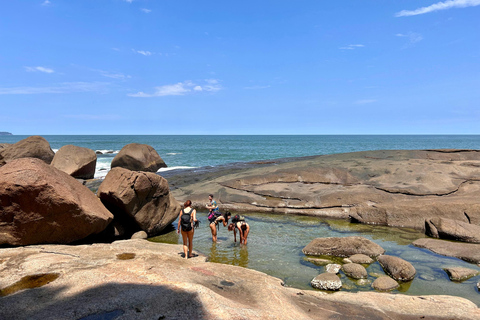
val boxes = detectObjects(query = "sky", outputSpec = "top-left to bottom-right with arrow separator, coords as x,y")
0,0 -> 479,135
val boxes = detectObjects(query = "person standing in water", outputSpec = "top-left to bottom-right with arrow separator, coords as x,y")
177,200 -> 198,259
206,194 -> 227,242
228,215 -> 250,245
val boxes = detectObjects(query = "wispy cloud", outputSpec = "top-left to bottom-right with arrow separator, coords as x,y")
25,66 -> 54,73
355,99 -> 377,105
133,49 -> 152,56
41,0 -> 51,6
0,82 -> 109,95
396,0 -> 480,17
396,32 -> 423,47
141,8 -> 151,13
339,44 -> 365,50
128,79 -> 221,97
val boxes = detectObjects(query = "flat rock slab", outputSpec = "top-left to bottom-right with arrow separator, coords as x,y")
413,238 -> 480,264
425,217 -> 480,243
0,241 -> 479,320
443,267 -> 480,282
303,236 -> 385,258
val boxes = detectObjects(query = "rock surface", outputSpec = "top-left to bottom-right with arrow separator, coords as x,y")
111,143 -> 166,172
0,240 -> 479,320
425,217 -> 480,243
0,158 -> 113,246
305,257 -> 331,266
325,264 -> 341,274
97,167 -> 181,237
443,267 -> 479,281
167,149 -> 480,230
347,253 -> 374,264
377,255 -> 416,281
131,231 -> 148,240
311,273 -> 342,291
303,236 -> 385,258
51,145 -> 97,179
342,263 -> 368,279
413,238 -> 480,264
0,136 -> 54,165
372,276 -> 399,291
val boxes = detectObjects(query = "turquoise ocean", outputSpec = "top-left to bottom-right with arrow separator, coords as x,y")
2,135 -> 480,178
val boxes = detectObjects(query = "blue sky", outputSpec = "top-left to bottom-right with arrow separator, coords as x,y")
1,0 -> 479,134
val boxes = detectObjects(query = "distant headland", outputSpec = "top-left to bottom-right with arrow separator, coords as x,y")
0,132 -> 12,135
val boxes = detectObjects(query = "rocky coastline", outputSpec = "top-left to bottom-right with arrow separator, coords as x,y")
1,136 -> 480,318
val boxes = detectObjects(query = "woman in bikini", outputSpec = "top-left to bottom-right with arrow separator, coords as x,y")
177,200 -> 198,258
228,215 -> 250,245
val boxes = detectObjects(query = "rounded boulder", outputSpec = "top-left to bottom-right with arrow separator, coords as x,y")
372,276 -> 399,291
377,255 -> 416,281
51,145 -> 97,179
311,273 -> 342,291
342,263 -> 368,279
0,136 -> 54,165
111,143 -> 166,172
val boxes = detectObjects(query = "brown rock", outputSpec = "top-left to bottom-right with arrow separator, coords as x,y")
425,217 -> 480,243
413,238 -> 480,264
372,276 -> 399,291
0,158 -> 113,246
444,267 -> 479,281
51,145 -> 97,179
347,254 -> 374,264
0,136 -> 54,165
97,167 -> 180,237
325,264 -> 341,274
377,255 -> 416,281
111,143 -> 166,172
342,263 -> 368,279
311,272 -> 342,290
303,236 -> 385,258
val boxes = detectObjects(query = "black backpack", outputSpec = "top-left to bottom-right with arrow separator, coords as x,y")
180,209 -> 193,231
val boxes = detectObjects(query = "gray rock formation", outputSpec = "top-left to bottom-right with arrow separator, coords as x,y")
377,255 -> 416,281
0,158 -> 113,246
443,267 -> 479,282
169,149 -> 480,230
303,236 -> 385,258
413,238 -> 480,264
372,276 -> 399,291
111,143 -> 166,172
311,273 -> 342,290
425,217 -> 480,243
346,254 -> 374,264
51,145 -> 97,179
342,263 -> 368,279
97,167 -> 180,237
325,264 -> 342,274
0,135 -> 54,165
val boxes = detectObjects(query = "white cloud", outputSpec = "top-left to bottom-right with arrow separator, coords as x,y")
396,0 -> 480,17
0,82 -> 109,95
355,99 -> 377,105
133,49 -> 152,56
25,66 -> 54,73
41,0 -> 51,6
339,44 -> 365,50
141,8 -> 152,13
396,32 -> 423,47
128,80 -> 222,97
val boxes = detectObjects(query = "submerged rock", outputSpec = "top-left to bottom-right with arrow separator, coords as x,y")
311,273 -> 342,291
444,267 -> 479,282
377,255 -> 416,281
346,254 -> 374,264
303,236 -> 385,258
372,276 -> 399,291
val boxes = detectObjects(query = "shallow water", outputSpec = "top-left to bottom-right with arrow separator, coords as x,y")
149,212 -> 480,306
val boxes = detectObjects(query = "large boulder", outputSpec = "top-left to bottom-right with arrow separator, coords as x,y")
302,236 -> 385,258
311,273 -> 342,290
51,145 -> 97,179
377,255 -> 416,281
425,217 -> 480,243
0,158 -> 113,246
413,238 -> 480,264
0,136 -> 54,165
111,143 -> 166,172
97,167 -> 180,237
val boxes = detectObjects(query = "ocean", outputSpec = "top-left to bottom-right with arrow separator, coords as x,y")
2,135 -> 480,178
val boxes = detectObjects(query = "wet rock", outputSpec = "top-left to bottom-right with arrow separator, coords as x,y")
326,264 -> 341,274
111,143 -> 166,172
305,257 -> 330,266
425,217 -> 480,243
51,145 -> 97,179
97,167 -> 180,237
311,273 -> 342,291
372,276 -> 399,291
131,231 -> 148,240
347,254 -> 374,264
413,238 -> 480,264
377,255 -> 416,281
0,136 -> 54,165
303,236 -> 385,258
342,263 -> 368,279
444,267 -> 479,282
0,158 -> 113,246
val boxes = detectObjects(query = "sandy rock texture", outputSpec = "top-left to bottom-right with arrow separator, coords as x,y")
51,145 -> 97,179
1,240 -> 478,320
0,158 -> 113,246
168,149 -> 480,230
111,143 -> 166,172
377,255 -> 416,281
0,136 -> 54,165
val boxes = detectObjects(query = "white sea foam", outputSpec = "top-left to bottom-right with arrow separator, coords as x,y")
95,150 -> 119,155
52,149 -> 59,153
157,166 -> 195,172
166,152 -> 182,155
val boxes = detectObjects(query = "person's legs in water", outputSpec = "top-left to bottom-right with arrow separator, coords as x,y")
187,229 -> 194,258
210,222 -> 217,242
241,223 -> 250,245
181,230 -> 189,258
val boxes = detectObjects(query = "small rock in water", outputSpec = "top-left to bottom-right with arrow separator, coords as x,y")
131,231 -> 148,240
348,254 -> 374,264
342,263 -> 368,279
311,273 -> 342,291
305,257 -> 331,266
372,276 -> 399,291
325,264 -> 341,274
418,273 -> 436,281
444,267 -> 479,282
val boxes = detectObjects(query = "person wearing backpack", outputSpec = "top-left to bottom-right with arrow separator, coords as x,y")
177,200 -> 198,259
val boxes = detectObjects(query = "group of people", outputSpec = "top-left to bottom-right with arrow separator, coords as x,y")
177,194 -> 250,259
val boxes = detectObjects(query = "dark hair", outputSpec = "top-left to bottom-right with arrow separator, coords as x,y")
184,200 -> 192,207
209,194 -> 214,198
